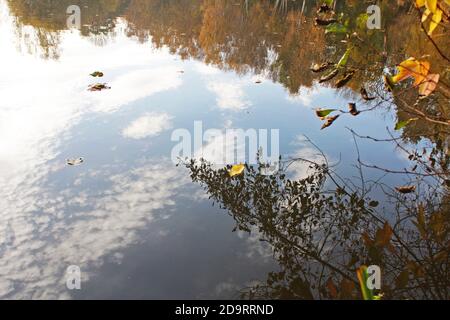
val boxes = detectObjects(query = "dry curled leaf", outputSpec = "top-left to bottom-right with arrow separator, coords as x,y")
360,87 -> 375,101
314,18 -> 338,26
88,83 -> 111,92
311,62 -> 332,73
335,70 -> 355,88
90,71 -> 104,77
319,69 -> 339,83
321,115 -> 340,130
395,185 -> 417,194
348,103 -> 360,116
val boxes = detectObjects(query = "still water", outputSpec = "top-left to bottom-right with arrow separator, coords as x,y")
0,0 -> 448,299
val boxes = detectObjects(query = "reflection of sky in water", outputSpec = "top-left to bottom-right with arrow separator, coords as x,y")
0,1 -> 409,299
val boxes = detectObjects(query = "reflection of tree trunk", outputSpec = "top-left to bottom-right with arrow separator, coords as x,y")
299,0 -> 306,29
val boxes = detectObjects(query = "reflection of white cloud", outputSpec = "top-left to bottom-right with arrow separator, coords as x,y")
287,136 -> 327,181
237,226 -> 273,260
0,161 -> 189,299
194,62 -> 221,76
0,4 -> 190,299
207,82 -> 251,111
123,112 -> 173,139
90,68 -> 182,113
0,11 -> 184,211
286,86 -> 327,107
195,130 -> 251,166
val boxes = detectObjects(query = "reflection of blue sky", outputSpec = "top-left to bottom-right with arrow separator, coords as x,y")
0,1 -> 411,299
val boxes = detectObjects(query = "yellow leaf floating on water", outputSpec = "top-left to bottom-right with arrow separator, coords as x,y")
229,164 -> 245,177
416,0 -> 443,35
428,8 -> 443,35
392,58 -> 430,86
426,0 -> 437,13
391,57 -> 440,96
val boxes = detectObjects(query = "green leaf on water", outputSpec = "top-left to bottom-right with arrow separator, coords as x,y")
337,48 -> 351,68
315,109 -> 337,119
395,118 -> 418,131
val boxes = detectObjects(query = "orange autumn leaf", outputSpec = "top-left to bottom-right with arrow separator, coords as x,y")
392,58 -> 430,86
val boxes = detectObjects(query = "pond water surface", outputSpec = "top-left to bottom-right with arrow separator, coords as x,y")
0,0 -> 448,300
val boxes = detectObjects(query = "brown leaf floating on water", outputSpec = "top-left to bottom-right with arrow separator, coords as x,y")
311,62 -> 332,73
335,70 -> 355,88
90,71 -> 104,77
321,115 -> 340,130
348,103 -> 360,116
395,186 -> 416,194
360,87 -> 376,101
319,69 -> 339,83
315,18 -> 338,26
88,83 -> 111,92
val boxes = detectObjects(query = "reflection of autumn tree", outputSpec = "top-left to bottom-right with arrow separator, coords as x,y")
8,0 -> 446,94
7,0 -> 448,176
7,0 -> 128,58
183,156 -> 449,300
125,0 -> 203,59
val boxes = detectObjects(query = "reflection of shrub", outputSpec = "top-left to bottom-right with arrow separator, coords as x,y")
182,156 -> 449,300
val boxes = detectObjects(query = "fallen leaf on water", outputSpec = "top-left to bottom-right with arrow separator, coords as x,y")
88,83 -> 111,92
321,115 -> 340,130
416,0 -> 443,35
360,87 -> 375,101
229,164 -> 245,177
310,62 -> 332,73
336,49 -> 351,68
66,158 -> 84,166
90,71 -> 104,77
315,108 -> 337,119
314,18 -> 338,26
419,73 -> 440,96
395,186 -> 416,194
335,70 -> 355,88
255,80 -> 262,84
319,69 -> 339,83
348,103 -> 360,116
369,200 -> 379,208
392,58 -> 430,86
395,118 -> 419,130
428,8 -> 443,35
